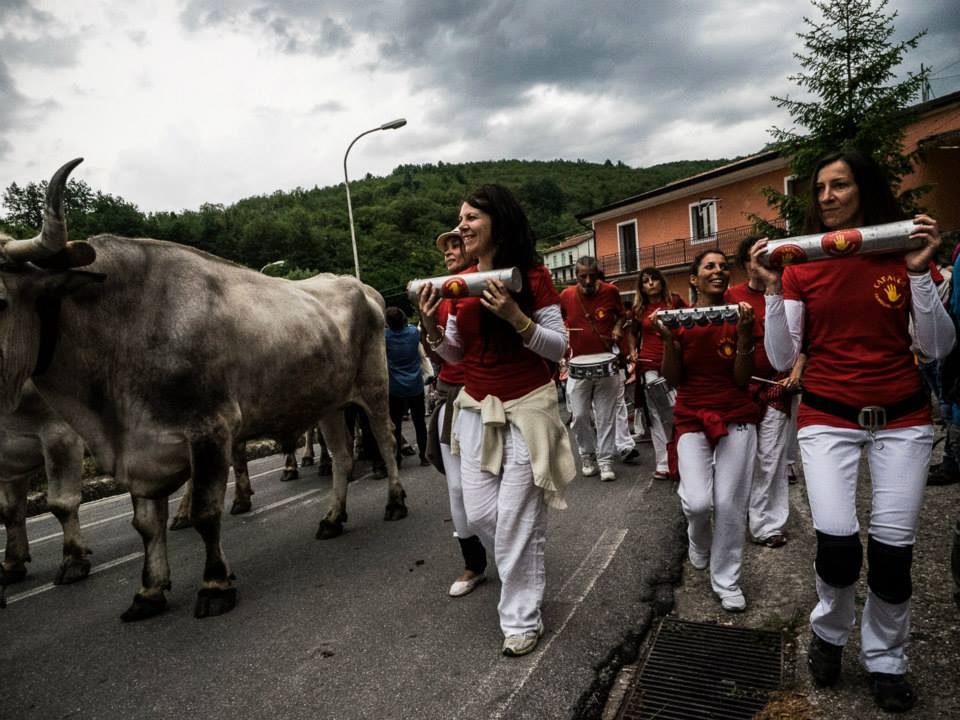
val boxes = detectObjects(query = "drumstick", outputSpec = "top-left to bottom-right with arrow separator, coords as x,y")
750,376 -> 781,386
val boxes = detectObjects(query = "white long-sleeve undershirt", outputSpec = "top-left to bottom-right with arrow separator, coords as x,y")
431,303 -> 568,365
763,270 -> 956,372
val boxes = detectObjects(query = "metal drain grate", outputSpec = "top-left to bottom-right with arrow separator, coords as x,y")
617,618 -> 783,720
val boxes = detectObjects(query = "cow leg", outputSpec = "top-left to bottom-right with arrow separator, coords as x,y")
359,398 -> 407,522
315,415 -> 352,539
300,429 -> 316,466
169,479 -> 194,530
44,435 -> 92,585
191,438 -> 236,619
0,476 -> 30,584
317,428 -> 333,477
229,441 -> 253,515
281,438 -> 299,482
121,495 -> 171,622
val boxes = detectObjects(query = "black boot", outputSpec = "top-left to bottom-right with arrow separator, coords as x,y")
807,632 -> 843,687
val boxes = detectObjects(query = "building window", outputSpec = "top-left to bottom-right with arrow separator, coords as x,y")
783,175 -> 798,232
617,220 -> 638,274
689,200 -> 718,242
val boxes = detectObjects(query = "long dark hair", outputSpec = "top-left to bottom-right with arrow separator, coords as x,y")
688,249 -> 728,302
803,150 -> 905,233
462,184 -> 540,349
636,266 -> 668,311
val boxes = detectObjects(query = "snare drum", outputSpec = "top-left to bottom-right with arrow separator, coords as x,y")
568,352 -> 618,379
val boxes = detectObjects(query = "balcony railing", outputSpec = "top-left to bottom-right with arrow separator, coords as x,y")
597,220 -> 786,278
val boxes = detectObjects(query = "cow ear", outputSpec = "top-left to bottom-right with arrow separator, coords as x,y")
39,270 -> 106,299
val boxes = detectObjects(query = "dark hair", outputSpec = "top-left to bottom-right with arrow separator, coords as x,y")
575,256 -> 599,272
461,184 -> 540,348
688,249 -> 728,301
636,266 -> 668,309
803,150 -> 905,233
385,306 -> 406,331
734,234 -> 764,270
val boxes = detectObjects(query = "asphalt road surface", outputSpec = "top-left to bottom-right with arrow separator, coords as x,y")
1,438 -> 685,720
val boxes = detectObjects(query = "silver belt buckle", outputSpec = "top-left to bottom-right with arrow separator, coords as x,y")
858,406 -> 887,432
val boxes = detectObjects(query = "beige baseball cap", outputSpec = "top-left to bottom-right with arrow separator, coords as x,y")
435,228 -> 461,251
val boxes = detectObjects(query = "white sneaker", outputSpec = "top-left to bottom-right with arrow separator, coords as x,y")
720,590 -> 747,613
448,573 -> 486,598
502,620 -> 544,657
600,464 -> 616,482
581,457 -> 599,477
688,547 -> 709,570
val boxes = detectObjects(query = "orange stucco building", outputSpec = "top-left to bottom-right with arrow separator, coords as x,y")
574,90 -> 960,303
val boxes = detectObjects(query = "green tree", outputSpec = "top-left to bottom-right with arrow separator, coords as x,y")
759,0 -> 929,234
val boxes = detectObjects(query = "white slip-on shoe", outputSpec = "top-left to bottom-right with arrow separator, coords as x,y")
448,573 -> 486,598
502,620 -> 544,657
720,590 -> 747,613
600,464 -> 617,482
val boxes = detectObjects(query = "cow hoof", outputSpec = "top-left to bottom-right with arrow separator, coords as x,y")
169,515 -> 193,531
0,566 -> 28,585
194,587 -> 237,618
230,498 -> 252,515
318,463 -> 332,477
281,468 -> 299,482
120,593 -> 168,622
300,456 -> 315,467
315,519 -> 344,539
54,557 -> 92,585
384,501 -> 408,521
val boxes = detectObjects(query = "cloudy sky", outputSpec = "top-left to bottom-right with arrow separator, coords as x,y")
1,0 -> 958,213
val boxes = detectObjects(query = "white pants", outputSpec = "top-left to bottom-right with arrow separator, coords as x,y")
615,371 -> 636,455
567,373 -> 621,466
644,370 -> 675,474
799,423 -> 933,674
438,404 -> 471,539
455,409 -> 548,636
677,424 -> 757,598
748,406 -> 790,540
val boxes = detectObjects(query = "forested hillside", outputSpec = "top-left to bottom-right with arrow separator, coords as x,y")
2,157 -> 728,296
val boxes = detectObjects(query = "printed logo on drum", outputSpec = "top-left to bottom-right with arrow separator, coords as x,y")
873,273 -> 907,309
821,229 -> 862,256
717,337 -> 736,359
441,277 -> 467,297
769,244 -> 807,268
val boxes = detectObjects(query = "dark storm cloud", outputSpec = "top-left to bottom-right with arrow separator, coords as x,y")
0,58 -> 25,159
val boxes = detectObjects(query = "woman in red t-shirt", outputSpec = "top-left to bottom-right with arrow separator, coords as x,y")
753,150 -> 954,712
418,184 -> 573,658
633,266 -> 686,479
656,250 -> 759,613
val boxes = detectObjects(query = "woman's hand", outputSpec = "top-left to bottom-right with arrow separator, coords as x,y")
480,278 -> 526,329
905,214 -> 941,273
736,302 -> 755,341
418,284 -> 442,336
748,238 -> 783,294
653,315 -> 672,342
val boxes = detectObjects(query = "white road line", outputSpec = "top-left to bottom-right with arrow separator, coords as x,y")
247,489 -> 326,516
457,528 -> 629,720
4,551 -> 145,605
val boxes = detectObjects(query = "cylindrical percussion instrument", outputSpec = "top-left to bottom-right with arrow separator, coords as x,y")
655,304 -> 740,329
761,220 -> 923,269
644,375 -> 674,420
406,267 -> 521,302
568,352 -> 618,379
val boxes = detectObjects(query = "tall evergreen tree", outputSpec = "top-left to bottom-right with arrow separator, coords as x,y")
759,0 -> 929,234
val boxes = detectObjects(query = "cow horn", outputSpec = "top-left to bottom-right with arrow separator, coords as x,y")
2,158 -> 83,263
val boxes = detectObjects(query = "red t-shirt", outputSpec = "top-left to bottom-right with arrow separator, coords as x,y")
671,322 -> 762,440
453,264 -> 561,402
782,254 -> 929,430
559,281 -> 624,357
724,282 -> 776,379
436,299 -> 465,385
636,295 -> 687,370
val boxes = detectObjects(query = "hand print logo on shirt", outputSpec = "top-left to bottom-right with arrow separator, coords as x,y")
873,274 -> 906,309
717,338 -> 736,359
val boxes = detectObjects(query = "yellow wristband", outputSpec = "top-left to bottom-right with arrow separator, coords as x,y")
516,317 -> 534,334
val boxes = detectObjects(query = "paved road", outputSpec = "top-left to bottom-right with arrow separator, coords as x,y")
1,439 -> 685,720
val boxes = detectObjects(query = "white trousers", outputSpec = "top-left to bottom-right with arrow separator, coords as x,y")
438,404 -> 471,539
677,424 -> 757,598
567,373 -> 621,465
615,371 -> 636,454
454,409 -> 548,636
799,423 -> 933,674
748,406 -> 790,540
644,370 -> 675,474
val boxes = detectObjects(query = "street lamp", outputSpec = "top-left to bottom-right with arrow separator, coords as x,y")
343,118 -> 407,279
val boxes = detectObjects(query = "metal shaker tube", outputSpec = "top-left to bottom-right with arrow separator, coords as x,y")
406,267 -> 522,302
655,304 -> 740,329
761,220 -> 923,269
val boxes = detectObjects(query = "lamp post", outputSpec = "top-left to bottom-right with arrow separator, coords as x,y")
343,117 -> 407,279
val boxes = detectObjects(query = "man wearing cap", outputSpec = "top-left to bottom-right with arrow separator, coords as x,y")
423,228 -> 488,597
559,256 -> 629,481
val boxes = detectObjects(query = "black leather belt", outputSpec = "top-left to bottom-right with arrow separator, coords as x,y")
801,389 -> 928,431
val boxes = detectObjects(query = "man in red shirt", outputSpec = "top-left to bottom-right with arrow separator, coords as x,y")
560,257 -> 628,481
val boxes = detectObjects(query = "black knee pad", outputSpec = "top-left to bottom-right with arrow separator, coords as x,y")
867,536 -> 913,604
815,531 -> 862,588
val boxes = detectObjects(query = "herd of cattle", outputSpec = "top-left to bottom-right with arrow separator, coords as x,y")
0,159 -> 408,620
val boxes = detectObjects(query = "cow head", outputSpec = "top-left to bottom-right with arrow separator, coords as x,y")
0,158 -> 102,413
